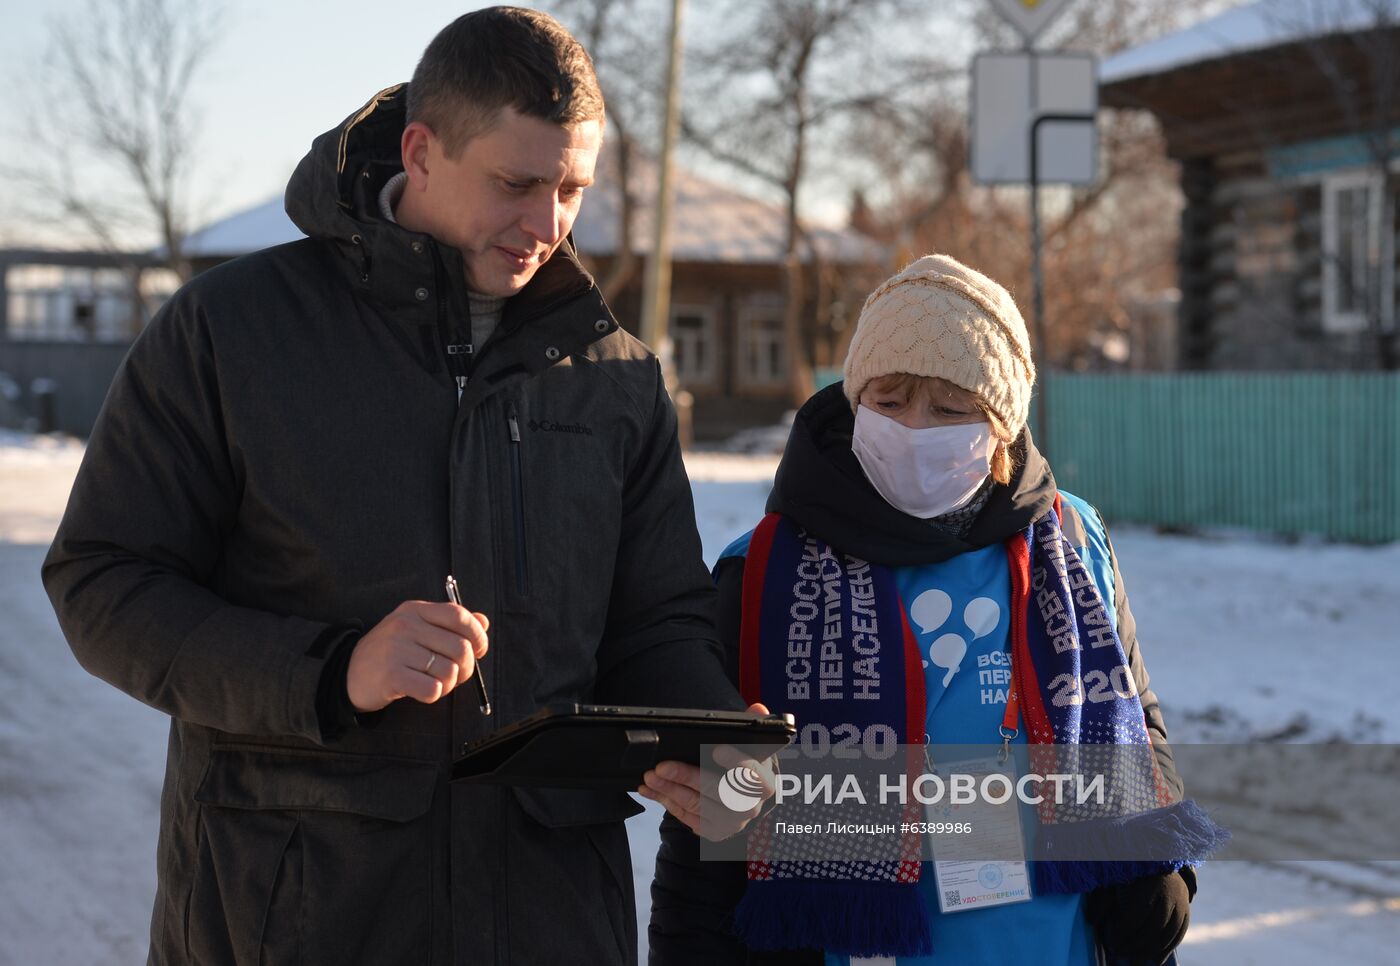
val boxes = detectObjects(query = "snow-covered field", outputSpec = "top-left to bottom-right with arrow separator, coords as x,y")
2,431 -> 1398,964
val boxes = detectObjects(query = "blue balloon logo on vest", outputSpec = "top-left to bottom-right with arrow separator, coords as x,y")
910,589 -> 1001,687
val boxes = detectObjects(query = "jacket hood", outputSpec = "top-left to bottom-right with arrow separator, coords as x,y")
285,84 -> 409,245
766,382 -> 1057,566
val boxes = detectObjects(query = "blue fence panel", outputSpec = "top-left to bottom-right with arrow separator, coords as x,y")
1036,372 -> 1400,543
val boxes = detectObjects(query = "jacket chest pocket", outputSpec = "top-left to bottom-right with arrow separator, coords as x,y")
492,396 -> 623,624
493,399 -> 533,614
504,400 -> 531,602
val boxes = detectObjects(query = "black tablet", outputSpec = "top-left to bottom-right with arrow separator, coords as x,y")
450,704 -> 796,790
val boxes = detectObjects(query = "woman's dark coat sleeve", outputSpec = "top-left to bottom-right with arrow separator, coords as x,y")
649,555 -> 758,965
1101,521 -> 1185,803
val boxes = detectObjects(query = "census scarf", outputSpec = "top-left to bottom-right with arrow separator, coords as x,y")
736,513 -> 932,955
733,505 -> 1228,957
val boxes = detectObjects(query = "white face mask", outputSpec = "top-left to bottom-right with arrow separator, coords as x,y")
851,406 -> 996,519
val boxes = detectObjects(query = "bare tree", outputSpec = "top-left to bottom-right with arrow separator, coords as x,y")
5,0 -> 221,285
682,0 -> 919,406
547,0 -> 667,306
845,0 -> 1225,371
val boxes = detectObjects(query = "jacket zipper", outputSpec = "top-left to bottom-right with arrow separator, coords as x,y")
506,402 -> 529,597
430,244 -> 473,403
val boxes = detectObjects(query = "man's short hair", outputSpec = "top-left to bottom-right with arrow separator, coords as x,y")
408,6 -> 605,156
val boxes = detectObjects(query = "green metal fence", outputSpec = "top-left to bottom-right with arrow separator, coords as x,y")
1034,372 -> 1400,543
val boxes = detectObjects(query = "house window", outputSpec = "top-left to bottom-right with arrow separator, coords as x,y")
1322,170 -> 1394,334
669,303 -> 717,387
3,265 -> 175,342
738,295 -> 787,387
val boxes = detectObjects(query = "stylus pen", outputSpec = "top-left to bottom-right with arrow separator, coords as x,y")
445,575 -> 492,716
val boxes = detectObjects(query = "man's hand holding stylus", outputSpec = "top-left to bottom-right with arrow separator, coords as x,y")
347,601 -> 490,712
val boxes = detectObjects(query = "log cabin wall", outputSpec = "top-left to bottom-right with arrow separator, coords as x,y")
1181,156 -> 1399,371
1104,28 -> 1400,372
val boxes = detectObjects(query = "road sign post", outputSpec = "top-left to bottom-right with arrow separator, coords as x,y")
970,0 -> 1094,457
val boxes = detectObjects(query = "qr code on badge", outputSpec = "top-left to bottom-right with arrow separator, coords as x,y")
944,890 -> 960,907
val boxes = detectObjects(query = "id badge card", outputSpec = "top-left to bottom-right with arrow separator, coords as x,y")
926,755 -> 1033,914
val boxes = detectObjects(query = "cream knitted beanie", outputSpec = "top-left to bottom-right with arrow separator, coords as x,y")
842,254 -> 1036,439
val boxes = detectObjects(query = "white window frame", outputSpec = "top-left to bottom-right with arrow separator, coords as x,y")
737,294 -> 788,388
668,302 -> 718,387
1322,168 -> 1395,334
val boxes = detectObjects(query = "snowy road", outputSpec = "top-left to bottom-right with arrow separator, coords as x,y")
2,435 -> 1397,964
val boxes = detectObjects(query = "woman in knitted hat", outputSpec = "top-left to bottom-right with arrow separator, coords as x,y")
648,255 -> 1226,966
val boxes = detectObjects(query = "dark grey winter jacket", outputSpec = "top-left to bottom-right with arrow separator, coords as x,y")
42,84 -> 741,966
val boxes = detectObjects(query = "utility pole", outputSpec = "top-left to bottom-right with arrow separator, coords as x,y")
640,0 -> 691,445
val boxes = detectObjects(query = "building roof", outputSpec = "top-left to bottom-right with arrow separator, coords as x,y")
182,202 -> 300,260
575,151 -> 884,265
1097,0 -> 1400,159
1099,0 -> 1400,86
183,148 -> 883,267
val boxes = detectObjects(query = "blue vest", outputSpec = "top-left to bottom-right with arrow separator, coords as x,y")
720,493 -> 1115,966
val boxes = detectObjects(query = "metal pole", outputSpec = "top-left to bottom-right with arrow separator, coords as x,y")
1029,121 -> 1046,359
1027,110 -> 1097,457
1028,151 -> 1049,457
1028,54 -> 1048,458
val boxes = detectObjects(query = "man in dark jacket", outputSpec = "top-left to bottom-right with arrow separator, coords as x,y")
42,8 -> 750,965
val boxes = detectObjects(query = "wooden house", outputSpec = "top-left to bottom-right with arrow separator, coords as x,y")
1099,0 -> 1400,370
0,249 -> 176,434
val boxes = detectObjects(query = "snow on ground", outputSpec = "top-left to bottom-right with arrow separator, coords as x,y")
2,436 -> 1398,964
1107,526 -> 1400,744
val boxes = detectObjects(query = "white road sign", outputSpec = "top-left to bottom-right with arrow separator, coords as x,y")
988,0 -> 1074,44
970,51 -> 1097,185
